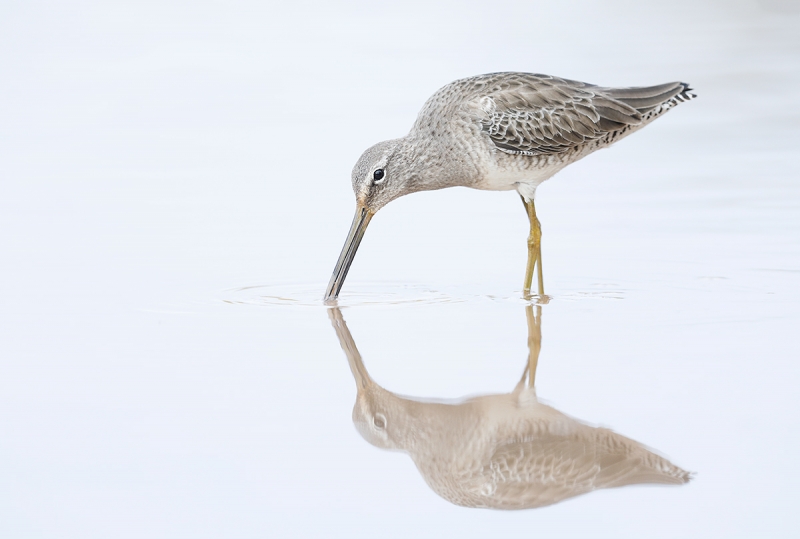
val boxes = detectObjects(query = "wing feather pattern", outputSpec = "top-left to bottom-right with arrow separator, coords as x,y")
477,427 -> 691,508
468,73 -> 693,156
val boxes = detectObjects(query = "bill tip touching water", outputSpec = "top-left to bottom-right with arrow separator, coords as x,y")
324,72 -> 695,303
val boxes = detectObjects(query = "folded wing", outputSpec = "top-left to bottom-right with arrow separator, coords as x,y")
473,73 -> 691,155
476,426 -> 691,509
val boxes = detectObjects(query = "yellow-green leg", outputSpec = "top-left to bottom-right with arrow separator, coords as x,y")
520,195 -> 544,298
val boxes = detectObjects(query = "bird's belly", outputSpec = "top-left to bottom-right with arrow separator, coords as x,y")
476,160 -> 559,200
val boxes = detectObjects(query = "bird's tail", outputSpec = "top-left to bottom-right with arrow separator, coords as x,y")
602,81 -> 697,114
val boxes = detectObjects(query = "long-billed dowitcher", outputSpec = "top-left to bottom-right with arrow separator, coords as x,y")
328,306 -> 691,509
324,73 -> 695,302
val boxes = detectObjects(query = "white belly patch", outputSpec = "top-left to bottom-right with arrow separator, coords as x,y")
480,163 -> 556,201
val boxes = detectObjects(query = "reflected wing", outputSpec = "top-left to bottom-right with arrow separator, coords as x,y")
470,73 -> 691,155
480,427 -> 690,508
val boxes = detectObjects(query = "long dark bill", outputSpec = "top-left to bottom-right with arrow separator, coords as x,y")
324,206 -> 373,303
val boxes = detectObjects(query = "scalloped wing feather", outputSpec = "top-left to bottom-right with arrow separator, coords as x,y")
475,427 -> 691,508
468,74 -> 690,156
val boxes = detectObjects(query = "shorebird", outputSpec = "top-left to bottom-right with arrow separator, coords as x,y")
328,306 -> 691,509
324,72 -> 695,302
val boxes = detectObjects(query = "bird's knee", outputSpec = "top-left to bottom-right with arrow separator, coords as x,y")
527,228 -> 542,247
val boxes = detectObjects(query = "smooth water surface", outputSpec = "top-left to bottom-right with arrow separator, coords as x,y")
1,1 -> 799,537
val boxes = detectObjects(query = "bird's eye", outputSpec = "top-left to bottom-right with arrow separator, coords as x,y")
373,169 -> 385,182
373,413 -> 386,430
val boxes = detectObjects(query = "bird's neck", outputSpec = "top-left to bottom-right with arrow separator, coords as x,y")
396,133 -> 478,193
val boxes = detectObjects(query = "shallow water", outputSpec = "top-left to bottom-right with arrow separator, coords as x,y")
1,1 -> 799,537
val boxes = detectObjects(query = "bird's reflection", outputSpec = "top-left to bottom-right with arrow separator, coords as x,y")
329,306 -> 690,509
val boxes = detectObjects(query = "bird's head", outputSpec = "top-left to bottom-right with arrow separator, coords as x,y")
324,138 -> 418,302
352,390 -> 401,451
350,138 -> 413,214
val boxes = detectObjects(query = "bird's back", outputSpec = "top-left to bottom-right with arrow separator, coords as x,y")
415,72 -> 694,158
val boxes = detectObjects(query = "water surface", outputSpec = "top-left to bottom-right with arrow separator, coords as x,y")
1,1 -> 799,537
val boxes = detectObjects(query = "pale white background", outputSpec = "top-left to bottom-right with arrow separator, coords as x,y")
1,0 -> 799,537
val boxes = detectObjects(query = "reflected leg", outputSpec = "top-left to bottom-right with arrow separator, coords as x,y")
526,304 -> 542,388
520,195 -> 544,297
515,304 -> 543,391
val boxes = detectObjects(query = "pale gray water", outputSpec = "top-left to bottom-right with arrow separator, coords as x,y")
1,0 -> 799,537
